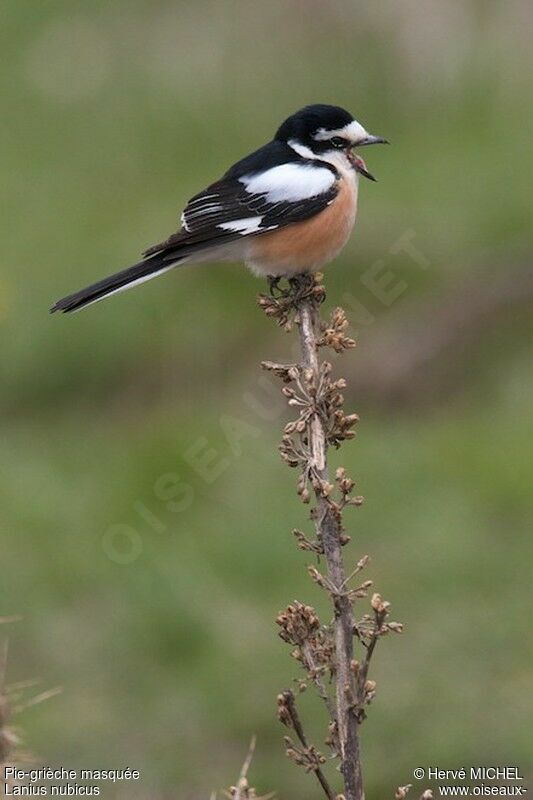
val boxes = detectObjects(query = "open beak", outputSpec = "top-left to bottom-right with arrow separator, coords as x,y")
353,156 -> 377,182
351,133 -> 389,181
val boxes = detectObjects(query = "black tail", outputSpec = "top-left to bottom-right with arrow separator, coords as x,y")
50,253 -> 181,314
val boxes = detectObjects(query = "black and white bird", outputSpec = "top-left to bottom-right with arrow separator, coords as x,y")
51,104 -> 387,313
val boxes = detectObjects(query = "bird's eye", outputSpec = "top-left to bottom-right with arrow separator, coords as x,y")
331,137 -> 347,149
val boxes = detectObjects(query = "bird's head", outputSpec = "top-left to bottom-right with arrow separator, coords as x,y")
275,104 -> 388,181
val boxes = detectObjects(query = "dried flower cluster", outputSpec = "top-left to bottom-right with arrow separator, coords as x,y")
395,785 -> 433,800
259,274 -> 404,800
318,306 -> 356,353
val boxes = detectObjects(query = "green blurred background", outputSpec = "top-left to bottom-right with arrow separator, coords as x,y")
1,1 -> 532,797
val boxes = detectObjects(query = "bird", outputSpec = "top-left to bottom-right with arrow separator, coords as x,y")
51,104 -> 387,313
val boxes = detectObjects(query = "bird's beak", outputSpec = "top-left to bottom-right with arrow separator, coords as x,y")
350,133 -> 388,181
356,134 -> 389,146
353,156 -> 377,182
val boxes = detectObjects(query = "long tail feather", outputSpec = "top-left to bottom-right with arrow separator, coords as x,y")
50,253 -> 183,314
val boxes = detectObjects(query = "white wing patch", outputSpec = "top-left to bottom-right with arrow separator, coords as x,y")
240,163 -> 335,203
175,160 -> 338,245
219,216 -> 275,235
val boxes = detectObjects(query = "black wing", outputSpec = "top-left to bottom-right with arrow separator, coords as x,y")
144,144 -> 339,260
51,145 -> 338,313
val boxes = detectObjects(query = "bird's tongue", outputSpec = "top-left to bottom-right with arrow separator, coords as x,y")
352,154 -> 376,182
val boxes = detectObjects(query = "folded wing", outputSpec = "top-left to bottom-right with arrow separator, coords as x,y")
52,159 -> 338,312
144,161 -> 339,259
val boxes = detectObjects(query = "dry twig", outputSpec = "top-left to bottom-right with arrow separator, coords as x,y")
223,736 -> 273,800
260,274 -> 404,800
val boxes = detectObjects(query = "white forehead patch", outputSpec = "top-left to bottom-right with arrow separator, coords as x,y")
240,163 -> 335,203
313,119 -> 368,144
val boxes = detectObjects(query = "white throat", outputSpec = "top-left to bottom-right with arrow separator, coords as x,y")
316,149 -> 355,179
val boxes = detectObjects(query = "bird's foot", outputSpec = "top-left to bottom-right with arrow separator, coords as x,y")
259,273 -> 325,330
288,273 -> 325,305
267,275 -> 283,297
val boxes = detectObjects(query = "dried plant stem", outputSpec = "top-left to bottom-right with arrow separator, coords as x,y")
297,293 -> 363,800
224,735 -> 274,800
300,641 -> 336,719
233,736 -> 257,800
280,690 -> 336,800
261,274 -> 403,800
